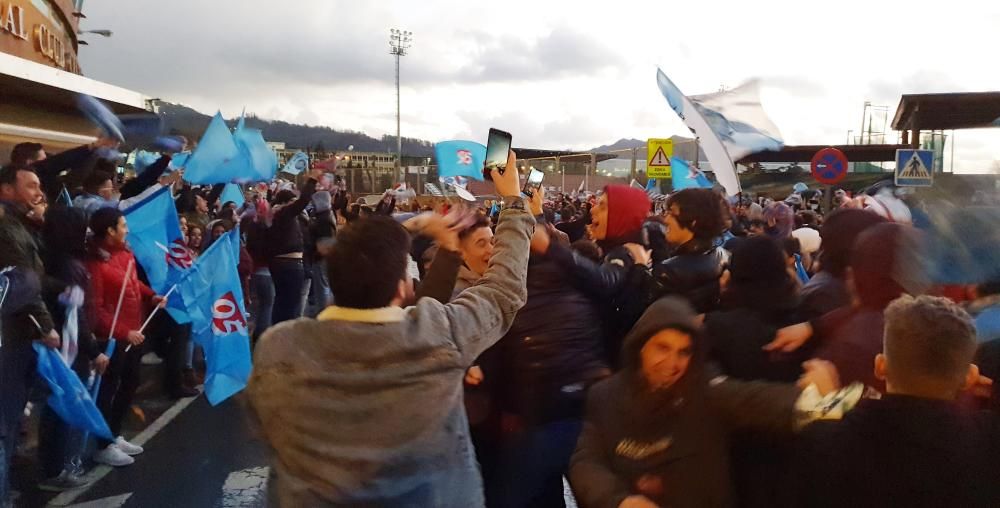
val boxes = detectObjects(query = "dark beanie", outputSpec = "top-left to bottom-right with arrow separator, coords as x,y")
820,209 -> 886,278
604,185 -> 651,241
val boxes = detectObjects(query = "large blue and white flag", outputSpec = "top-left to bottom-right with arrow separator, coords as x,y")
182,113 -> 242,184
123,186 -> 192,322
435,140 -> 487,181
656,69 -> 783,196
175,229 -> 251,405
280,151 -> 309,176
670,156 -> 713,190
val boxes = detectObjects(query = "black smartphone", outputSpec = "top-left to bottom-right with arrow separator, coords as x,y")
522,168 -> 544,198
483,128 -> 512,181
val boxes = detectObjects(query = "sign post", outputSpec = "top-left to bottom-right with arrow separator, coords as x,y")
811,147 -> 848,214
647,138 -> 673,179
895,149 -> 934,187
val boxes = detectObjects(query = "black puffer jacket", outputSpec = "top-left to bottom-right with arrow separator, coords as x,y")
654,239 -> 726,314
488,255 -> 610,425
568,298 -> 800,508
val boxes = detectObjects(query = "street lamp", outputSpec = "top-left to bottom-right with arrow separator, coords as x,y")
77,28 -> 112,46
389,28 -> 412,185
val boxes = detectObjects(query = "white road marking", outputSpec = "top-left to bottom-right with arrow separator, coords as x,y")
47,394 -> 202,507
64,493 -> 132,508
219,466 -> 269,507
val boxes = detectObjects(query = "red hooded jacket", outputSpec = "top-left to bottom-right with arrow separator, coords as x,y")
87,244 -> 155,341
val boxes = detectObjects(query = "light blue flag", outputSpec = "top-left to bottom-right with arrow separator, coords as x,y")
220,183 -> 246,208
182,112 -> 242,184
170,152 -> 191,170
175,229 -> 251,405
133,150 -> 161,174
232,123 -> 278,182
281,151 -> 309,176
670,157 -> 713,190
123,186 -> 192,323
435,140 -> 486,181
57,186 -> 73,207
33,343 -> 113,440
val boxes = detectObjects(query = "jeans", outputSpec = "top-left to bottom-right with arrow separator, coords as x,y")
38,405 -> 84,479
96,340 -> 143,447
306,263 -> 331,317
488,419 -> 584,508
270,259 -> 305,326
250,269 -> 274,343
0,341 -> 35,504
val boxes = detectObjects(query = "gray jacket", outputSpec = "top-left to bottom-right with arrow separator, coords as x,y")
248,207 -> 534,507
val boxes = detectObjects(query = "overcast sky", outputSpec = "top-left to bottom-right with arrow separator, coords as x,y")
79,0 -> 1000,171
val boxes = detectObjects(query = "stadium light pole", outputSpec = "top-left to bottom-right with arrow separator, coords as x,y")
389,28 -> 412,185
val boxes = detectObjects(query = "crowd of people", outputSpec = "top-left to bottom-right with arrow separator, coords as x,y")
2,139 -> 999,508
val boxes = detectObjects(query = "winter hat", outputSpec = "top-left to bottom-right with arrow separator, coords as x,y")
312,191 -> 332,212
819,209 -> 886,278
792,227 -> 822,254
763,202 -> 794,239
793,182 -> 809,193
604,185 -> 651,241
851,223 -> 927,310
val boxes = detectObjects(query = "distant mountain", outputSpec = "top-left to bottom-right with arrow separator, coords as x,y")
590,136 -> 704,162
156,102 -> 435,158
590,138 -> 647,153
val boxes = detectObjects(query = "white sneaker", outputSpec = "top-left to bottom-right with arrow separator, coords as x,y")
94,445 -> 134,467
114,436 -> 143,456
141,352 -> 163,366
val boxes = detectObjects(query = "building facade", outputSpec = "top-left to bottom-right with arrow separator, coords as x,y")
0,0 -> 149,162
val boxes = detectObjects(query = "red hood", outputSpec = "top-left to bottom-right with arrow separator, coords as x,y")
605,185 -> 651,242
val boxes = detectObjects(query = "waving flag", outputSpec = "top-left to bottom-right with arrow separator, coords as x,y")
435,140 -> 487,181
220,183 -> 246,208
670,157 -> 713,190
182,113 -> 242,184
123,186 -> 191,322
175,229 -> 251,405
656,69 -> 783,196
133,150 -> 161,174
232,117 -> 278,182
33,343 -> 113,440
281,151 -> 309,176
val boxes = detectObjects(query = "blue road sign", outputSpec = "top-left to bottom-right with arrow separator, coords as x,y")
895,149 -> 934,187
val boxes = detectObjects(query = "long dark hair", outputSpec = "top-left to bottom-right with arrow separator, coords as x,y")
43,205 -> 89,282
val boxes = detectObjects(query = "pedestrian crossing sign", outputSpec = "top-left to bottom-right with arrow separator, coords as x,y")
895,149 -> 934,187
647,138 -> 673,179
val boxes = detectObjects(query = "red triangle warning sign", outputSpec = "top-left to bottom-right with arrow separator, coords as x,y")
649,146 -> 671,166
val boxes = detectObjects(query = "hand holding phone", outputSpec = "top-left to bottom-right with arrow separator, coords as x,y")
522,168 -> 544,198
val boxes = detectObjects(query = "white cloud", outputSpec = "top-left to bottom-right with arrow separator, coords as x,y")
78,0 -> 1000,171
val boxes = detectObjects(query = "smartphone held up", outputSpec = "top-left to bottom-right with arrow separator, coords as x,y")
483,128 -> 512,181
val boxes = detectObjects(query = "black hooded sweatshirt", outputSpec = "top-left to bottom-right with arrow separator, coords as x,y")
568,298 -> 801,508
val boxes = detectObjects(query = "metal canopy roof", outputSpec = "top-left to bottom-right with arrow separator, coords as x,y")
513,148 -> 619,163
737,144 -> 912,164
891,92 -> 1000,131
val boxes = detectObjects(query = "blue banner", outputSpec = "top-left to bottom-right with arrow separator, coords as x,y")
175,229 -> 252,405
33,343 -> 113,440
233,121 -> 278,183
123,186 -> 191,322
435,140 -> 486,181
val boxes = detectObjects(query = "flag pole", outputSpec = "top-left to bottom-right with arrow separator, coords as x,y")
108,259 -> 134,345
135,284 -> 177,337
